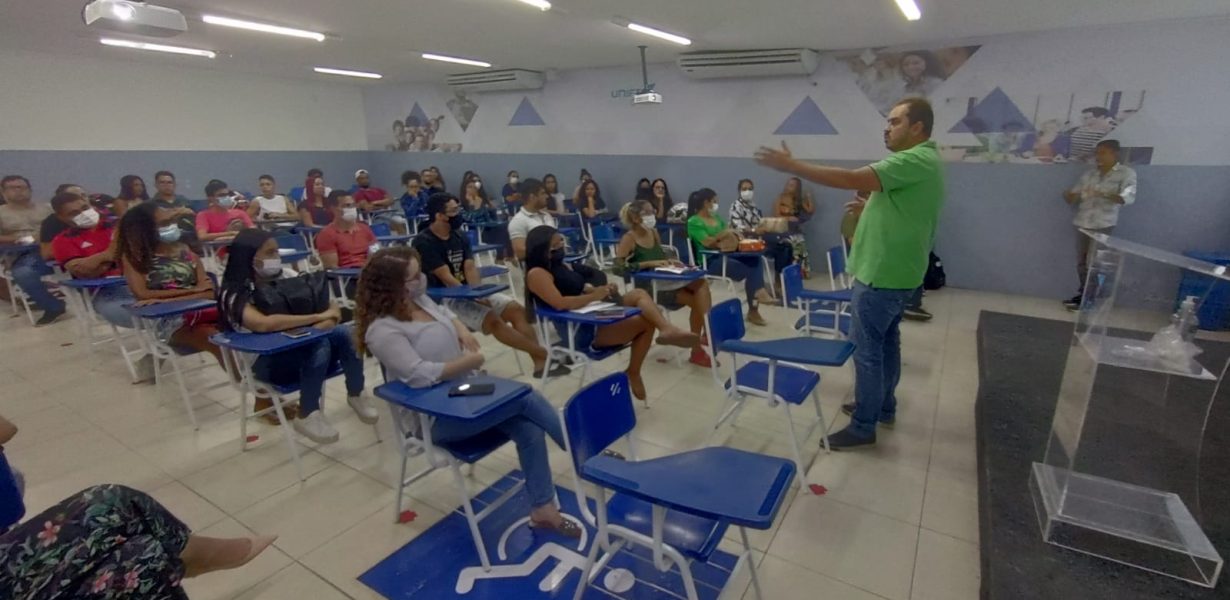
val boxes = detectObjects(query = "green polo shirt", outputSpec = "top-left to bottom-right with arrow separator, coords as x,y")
848,140 -> 945,289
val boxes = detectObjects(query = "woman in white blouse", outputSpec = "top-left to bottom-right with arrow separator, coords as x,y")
354,246 -> 580,538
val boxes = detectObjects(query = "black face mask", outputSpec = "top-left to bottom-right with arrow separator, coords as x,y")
447,214 -> 465,230
549,248 -> 566,265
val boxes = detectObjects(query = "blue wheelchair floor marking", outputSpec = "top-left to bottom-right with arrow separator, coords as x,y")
359,471 -> 739,599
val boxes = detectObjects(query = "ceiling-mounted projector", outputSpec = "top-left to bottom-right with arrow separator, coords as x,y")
83,1 -> 187,37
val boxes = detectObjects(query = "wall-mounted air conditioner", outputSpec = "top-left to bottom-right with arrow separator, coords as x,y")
677,49 -> 820,80
446,69 -> 544,92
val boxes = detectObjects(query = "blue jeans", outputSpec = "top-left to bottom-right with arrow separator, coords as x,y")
92,286 -> 136,328
11,252 -> 64,313
906,287 -> 923,311
251,325 -> 365,415
849,280 -> 914,438
706,255 -> 765,306
431,390 -> 564,508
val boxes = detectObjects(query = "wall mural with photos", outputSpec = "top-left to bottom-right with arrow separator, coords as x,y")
361,17 -> 1229,166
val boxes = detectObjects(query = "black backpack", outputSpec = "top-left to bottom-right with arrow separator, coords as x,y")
923,252 -> 946,290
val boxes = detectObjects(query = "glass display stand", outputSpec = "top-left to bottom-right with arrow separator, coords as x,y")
1030,231 -> 1226,588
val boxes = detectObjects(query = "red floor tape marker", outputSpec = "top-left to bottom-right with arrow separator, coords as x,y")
398,510 -> 417,524
809,484 -> 828,495
245,435 -> 260,443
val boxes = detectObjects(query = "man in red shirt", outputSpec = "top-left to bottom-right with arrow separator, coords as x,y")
195,179 -> 253,242
48,191 -> 136,329
315,190 -> 378,270
352,169 -> 406,234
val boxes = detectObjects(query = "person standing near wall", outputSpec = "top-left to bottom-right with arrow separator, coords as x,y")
755,97 -> 945,449
1062,139 -> 1136,310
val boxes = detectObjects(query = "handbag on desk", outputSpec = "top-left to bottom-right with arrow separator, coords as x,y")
252,271 -> 331,316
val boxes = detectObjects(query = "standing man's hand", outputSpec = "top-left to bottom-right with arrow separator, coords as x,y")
754,141 -> 796,172
845,198 -> 867,215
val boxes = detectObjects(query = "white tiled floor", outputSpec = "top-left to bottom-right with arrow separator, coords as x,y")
0,285 -> 1083,599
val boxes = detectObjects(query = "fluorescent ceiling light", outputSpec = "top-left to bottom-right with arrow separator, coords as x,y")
314,67 -> 383,79
422,53 -> 492,68
201,15 -> 326,41
894,0 -> 922,21
627,22 -> 692,46
516,0 -> 552,10
110,2 -> 135,21
99,37 -> 216,58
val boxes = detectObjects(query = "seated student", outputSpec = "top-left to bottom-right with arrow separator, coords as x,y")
575,179 -> 608,220
729,178 -> 795,278
524,225 -> 699,400
648,178 -> 673,221
195,179 -> 253,242
298,176 -> 333,227
398,170 -> 430,224
0,175 -> 65,325
615,200 -> 712,367
355,247 -> 580,537
296,168 -> 333,204
218,229 -> 374,444
421,166 -> 445,193
507,178 -> 609,283
38,183 -> 88,260
248,174 -> 299,226
352,169 -> 406,234
634,178 -> 653,202
775,176 -> 814,275
542,173 -> 567,215
47,192 -> 135,329
501,170 -> 522,208
150,170 -> 202,253
460,176 -> 494,223
113,174 -> 148,218
686,187 -> 774,326
117,203 -> 226,367
412,193 -> 563,379
315,191 -> 378,270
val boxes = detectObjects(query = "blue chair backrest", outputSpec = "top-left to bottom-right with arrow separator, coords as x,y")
592,222 -> 617,242
188,199 -> 209,213
563,198 -> 577,213
289,186 -> 305,204
371,222 -> 392,237
781,264 -> 804,306
708,298 -> 746,350
563,372 -> 637,472
0,452 -> 25,532
464,228 -> 478,246
275,234 -> 307,252
828,246 -> 846,277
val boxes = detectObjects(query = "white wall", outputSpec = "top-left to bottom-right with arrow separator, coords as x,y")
0,50 -> 368,151
362,17 -> 1230,166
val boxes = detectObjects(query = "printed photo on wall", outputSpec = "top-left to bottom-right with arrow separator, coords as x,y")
945,89 -> 1151,165
387,103 -> 463,153
840,45 -> 980,115
447,91 -> 479,132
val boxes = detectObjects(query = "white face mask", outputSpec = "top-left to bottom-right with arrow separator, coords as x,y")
509,177 -> 519,185
368,243 -> 381,256
72,208 -> 100,229
217,195 -> 236,208
256,258 -> 282,278
641,215 -> 657,229
740,189 -> 754,202
341,207 -> 358,222
473,181 -> 482,190
158,224 -> 181,243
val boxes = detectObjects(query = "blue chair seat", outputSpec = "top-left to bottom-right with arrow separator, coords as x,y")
725,361 -> 820,405
438,428 -> 511,464
801,288 -> 852,303
605,493 -> 728,562
478,265 -> 509,278
795,311 -> 852,335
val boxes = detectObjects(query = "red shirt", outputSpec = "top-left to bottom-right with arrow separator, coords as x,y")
195,208 -> 253,234
315,222 -> 377,268
52,223 -> 119,277
352,186 -> 389,207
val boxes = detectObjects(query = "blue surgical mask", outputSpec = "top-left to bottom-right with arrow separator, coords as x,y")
158,224 -> 181,243
218,195 -> 236,209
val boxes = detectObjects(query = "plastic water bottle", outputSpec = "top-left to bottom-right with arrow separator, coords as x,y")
1177,296 -> 1200,343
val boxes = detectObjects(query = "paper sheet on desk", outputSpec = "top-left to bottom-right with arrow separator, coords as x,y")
653,266 -> 690,274
572,302 -> 616,314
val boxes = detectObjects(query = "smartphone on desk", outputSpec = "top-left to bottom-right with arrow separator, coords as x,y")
448,382 -> 496,397
282,328 -> 313,339
594,308 -> 627,319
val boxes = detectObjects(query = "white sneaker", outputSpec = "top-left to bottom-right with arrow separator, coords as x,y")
293,410 -> 339,444
347,393 -> 379,424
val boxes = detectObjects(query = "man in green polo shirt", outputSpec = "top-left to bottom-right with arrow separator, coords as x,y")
755,97 -> 944,448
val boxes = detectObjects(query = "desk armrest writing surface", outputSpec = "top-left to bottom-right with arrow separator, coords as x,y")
126,298 -> 216,319
719,337 -> 855,368
61,277 -> 126,289
293,225 -> 324,234
325,268 -> 362,279
374,376 -> 530,421
279,251 -> 312,264
536,306 -> 642,327
209,329 -> 330,355
471,243 -> 501,255
426,284 -> 510,300
580,447 -> 796,529
376,235 -> 412,244
632,270 -> 706,283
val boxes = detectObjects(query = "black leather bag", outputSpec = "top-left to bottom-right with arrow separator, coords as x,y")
252,271 -> 331,316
